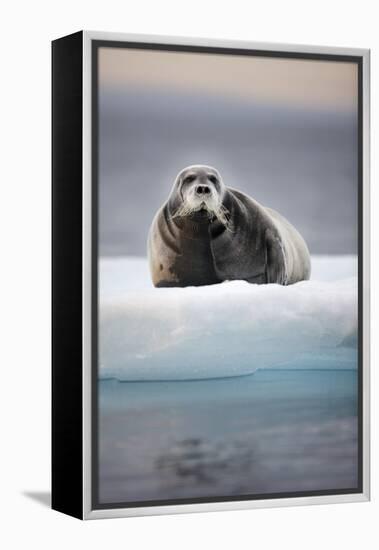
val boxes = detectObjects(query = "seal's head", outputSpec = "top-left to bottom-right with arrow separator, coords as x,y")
168,165 -> 230,226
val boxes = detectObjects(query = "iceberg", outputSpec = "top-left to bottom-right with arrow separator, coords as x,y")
99,256 -> 358,381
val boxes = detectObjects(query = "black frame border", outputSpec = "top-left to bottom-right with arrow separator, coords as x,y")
91,39 -> 364,511
52,30 -> 84,519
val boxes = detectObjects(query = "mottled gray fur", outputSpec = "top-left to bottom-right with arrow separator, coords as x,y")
148,165 -> 311,287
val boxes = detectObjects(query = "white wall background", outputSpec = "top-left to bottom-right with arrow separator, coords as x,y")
0,1 -> 377,548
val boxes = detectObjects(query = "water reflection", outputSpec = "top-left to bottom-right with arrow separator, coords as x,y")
98,370 -> 358,503
156,437 -> 255,484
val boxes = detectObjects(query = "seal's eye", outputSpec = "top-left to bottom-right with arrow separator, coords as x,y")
208,175 -> 218,185
183,175 -> 196,185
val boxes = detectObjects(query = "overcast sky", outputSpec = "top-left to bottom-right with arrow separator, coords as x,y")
98,46 -> 358,257
99,47 -> 357,111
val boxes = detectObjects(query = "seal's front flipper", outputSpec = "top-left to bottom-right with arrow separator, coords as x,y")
265,229 -> 288,285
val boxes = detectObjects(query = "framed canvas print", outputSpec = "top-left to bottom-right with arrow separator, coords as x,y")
52,31 -> 370,519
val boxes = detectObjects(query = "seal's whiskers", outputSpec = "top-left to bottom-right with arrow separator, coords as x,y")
171,202 -> 232,231
214,204 -> 233,231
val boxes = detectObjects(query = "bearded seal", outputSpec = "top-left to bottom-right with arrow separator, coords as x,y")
148,165 -> 311,287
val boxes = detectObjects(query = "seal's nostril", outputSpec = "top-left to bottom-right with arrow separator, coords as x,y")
196,185 -> 210,195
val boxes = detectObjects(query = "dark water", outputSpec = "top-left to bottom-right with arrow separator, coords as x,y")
98,370 -> 358,504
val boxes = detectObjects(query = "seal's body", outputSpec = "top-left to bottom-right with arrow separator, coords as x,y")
148,165 -> 311,287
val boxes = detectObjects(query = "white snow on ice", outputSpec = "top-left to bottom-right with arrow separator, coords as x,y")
99,256 -> 358,381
